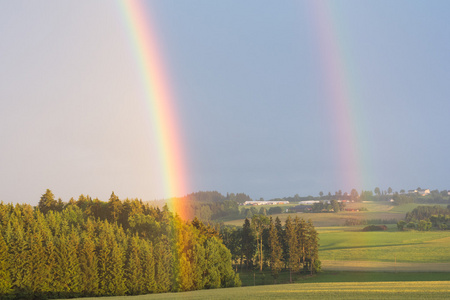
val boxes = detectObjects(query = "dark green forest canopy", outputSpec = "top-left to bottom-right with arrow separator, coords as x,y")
221,215 -> 320,282
0,190 -> 240,299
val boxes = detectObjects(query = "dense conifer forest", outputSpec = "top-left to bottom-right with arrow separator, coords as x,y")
0,190 -> 240,299
221,215 -> 320,283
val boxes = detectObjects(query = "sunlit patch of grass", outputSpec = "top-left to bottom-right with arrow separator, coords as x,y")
319,230 -> 450,263
72,281 -> 450,299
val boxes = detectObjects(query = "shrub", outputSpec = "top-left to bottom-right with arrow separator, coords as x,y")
362,225 -> 388,231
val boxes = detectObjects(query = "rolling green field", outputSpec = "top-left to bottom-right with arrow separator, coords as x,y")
319,226 -> 450,264
70,280 -> 450,299
229,202 -> 446,227
228,201 -> 410,227
228,202 -> 450,271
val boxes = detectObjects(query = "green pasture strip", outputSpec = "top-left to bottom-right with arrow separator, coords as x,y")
225,210 -> 405,227
322,261 -> 450,272
69,281 -> 450,300
388,203 -> 448,213
304,271 -> 450,282
237,269 -> 450,286
319,230 -> 450,263
225,202 -> 450,227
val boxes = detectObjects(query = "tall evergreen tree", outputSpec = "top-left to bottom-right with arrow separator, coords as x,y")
285,216 -> 299,282
38,189 -> 57,214
0,232 -> 12,294
251,215 -> 269,272
155,236 -> 173,293
125,235 -> 143,295
305,220 -> 320,274
295,217 -> 307,269
268,218 -> 283,283
241,218 -> 254,270
79,226 -> 99,296
140,240 -> 156,294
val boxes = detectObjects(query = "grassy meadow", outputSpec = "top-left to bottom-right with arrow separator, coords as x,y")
229,201 -> 409,227
70,280 -> 450,299
228,202 -> 450,270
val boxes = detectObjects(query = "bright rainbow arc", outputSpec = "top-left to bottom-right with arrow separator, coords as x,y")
119,0 -> 190,219
309,1 -> 371,192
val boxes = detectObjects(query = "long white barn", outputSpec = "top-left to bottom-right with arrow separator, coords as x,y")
242,200 -> 290,206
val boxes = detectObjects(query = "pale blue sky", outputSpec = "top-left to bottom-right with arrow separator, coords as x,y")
1,1 -> 450,205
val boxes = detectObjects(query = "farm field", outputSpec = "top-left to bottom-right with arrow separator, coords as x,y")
228,201 -> 410,227
228,202 -> 450,269
70,280 -> 450,299
319,226 -> 450,264
229,202 -> 447,227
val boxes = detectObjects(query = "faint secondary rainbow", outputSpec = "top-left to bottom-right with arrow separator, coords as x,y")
118,0 -> 190,219
308,1 -> 372,192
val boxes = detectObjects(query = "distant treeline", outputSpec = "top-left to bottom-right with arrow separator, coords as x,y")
344,218 -> 398,226
0,190 -> 240,299
221,215 -> 320,282
397,205 -> 450,231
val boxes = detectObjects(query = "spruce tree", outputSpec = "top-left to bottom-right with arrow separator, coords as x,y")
285,216 -> 299,282
140,240 -> 156,294
155,236 -> 173,293
241,218 -> 254,270
79,229 -> 99,296
28,225 -> 49,294
268,218 -> 283,283
0,232 -> 12,295
125,235 -> 143,295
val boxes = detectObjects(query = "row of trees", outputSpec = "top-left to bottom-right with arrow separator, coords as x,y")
397,205 -> 450,231
311,200 -> 346,213
221,215 -> 320,283
0,190 -> 240,299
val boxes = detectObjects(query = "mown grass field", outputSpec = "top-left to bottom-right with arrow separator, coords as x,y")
318,225 -> 450,264
229,202 -> 446,227
228,201 -> 410,227
70,280 -> 450,299
228,202 -> 450,270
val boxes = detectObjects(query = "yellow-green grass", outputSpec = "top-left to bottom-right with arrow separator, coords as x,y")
319,228 -> 450,263
237,269 -> 450,286
322,260 -> 450,272
225,210 -> 405,227
69,281 -> 450,299
225,202 -> 446,227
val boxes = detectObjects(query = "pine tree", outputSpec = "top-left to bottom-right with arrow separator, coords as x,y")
28,225 -> 50,294
241,218 -> 254,270
140,240 -> 156,294
0,232 -> 12,295
109,231 -> 127,295
97,236 -> 111,295
38,189 -> 57,214
295,217 -> 307,269
155,236 -> 173,293
305,220 -> 320,274
251,215 -> 269,272
8,219 -> 31,293
285,216 -> 299,282
125,235 -> 143,295
268,218 -> 283,283
79,228 -> 99,296
97,222 -> 127,295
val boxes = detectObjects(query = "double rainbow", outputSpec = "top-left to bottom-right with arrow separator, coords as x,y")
118,0 -> 190,219
308,1 -> 371,192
